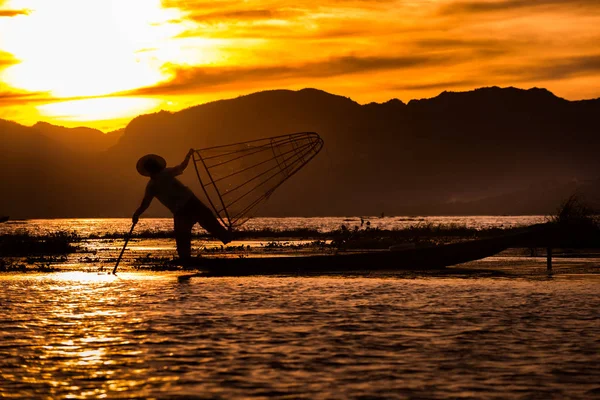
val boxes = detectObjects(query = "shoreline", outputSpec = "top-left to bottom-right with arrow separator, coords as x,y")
2,214 -> 598,275
1,235 -> 599,276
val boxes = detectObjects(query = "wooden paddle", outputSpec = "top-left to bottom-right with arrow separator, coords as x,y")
112,222 -> 136,275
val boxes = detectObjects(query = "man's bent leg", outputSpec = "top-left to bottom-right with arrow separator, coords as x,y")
188,197 -> 232,244
174,213 -> 194,261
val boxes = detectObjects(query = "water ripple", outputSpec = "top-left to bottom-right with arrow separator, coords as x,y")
0,273 -> 598,399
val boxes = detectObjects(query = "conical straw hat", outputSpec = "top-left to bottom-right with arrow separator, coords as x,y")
136,154 -> 166,176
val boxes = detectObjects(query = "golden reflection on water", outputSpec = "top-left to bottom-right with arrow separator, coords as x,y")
47,271 -> 119,283
2,272 -> 599,398
13,272 -> 175,399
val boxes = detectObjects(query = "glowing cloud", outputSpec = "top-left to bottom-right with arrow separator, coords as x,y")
0,0 -> 190,97
38,97 -> 162,121
0,0 -> 599,129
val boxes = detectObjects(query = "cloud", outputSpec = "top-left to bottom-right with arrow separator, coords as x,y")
390,79 -> 482,91
0,9 -> 30,17
415,38 -> 506,50
162,0 -> 236,9
0,89 -> 50,104
163,0 -> 397,10
0,51 -> 19,69
439,0 -> 600,15
494,54 -> 600,82
2,0 -> 599,116
128,53 -> 455,95
412,38 -> 516,58
175,19 -> 388,41
169,0 -> 417,40
188,8 -> 302,23
0,83 -> 112,106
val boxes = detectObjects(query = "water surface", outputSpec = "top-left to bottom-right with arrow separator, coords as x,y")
0,216 -> 546,237
1,272 -> 599,399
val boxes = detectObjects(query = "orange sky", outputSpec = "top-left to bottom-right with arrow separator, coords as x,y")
1,0 -> 599,131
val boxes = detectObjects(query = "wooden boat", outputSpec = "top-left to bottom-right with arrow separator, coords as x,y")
0,216 -> 8,223
187,224 -> 550,276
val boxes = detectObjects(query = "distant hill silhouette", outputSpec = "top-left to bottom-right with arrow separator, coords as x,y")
32,122 -> 123,152
1,86 -> 599,218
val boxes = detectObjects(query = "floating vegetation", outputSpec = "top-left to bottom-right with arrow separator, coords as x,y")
0,255 -> 64,272
88,230 -> 175,239
25,255 -> 68,264
2,224 -> 522,245
0,231 -> 80,256
330,223 -> 512,250
201,244 -> 251,253
2,215 -> 598,275
0,259 -> 27,273
77,256 -> 100,264
132,255 -> 186,271
549,194 -> 599,227
134,253 -> 168,264
547,195 -> 600,248
234,227 -> 323,239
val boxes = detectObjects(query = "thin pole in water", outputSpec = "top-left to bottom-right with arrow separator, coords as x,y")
112,222 -> 136,275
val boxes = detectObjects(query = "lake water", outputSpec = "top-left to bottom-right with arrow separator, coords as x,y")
1,217 -> 599,399
1,273 -> 599,399
0,215 -> 547,238
1,216 -> 548,272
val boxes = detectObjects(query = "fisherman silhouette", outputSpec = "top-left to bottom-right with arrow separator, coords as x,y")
133,150 -> 232,263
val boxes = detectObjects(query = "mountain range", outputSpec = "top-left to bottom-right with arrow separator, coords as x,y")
1,86 -> 599,219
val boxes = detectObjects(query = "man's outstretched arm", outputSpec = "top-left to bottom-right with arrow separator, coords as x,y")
169,149 -> 195,176
132,188 -> 154,224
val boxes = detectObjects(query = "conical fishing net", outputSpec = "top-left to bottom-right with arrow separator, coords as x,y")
192,132 -> 324,230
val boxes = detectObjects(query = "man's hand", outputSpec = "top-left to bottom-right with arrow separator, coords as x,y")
171,149 -> 195,176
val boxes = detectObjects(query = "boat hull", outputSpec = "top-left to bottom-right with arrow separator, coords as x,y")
193,225 -> 548,276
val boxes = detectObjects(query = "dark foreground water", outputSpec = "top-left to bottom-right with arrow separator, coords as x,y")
1,272 -> 599,399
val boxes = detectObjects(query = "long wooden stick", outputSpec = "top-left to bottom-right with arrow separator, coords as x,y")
112,222 -> 136,275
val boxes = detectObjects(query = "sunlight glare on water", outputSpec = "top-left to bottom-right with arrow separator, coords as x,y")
1,273 -> 599,399
0,216 -> 546,237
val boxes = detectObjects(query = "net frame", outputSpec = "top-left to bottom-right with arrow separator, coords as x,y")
192,132 -> 324,230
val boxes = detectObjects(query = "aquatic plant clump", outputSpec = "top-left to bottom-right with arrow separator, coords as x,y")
0,231 -> 80,256
330,223 -> 510,250
549,195 -> 599,227
88,227 -> 324,240
547,195 -> 600,248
